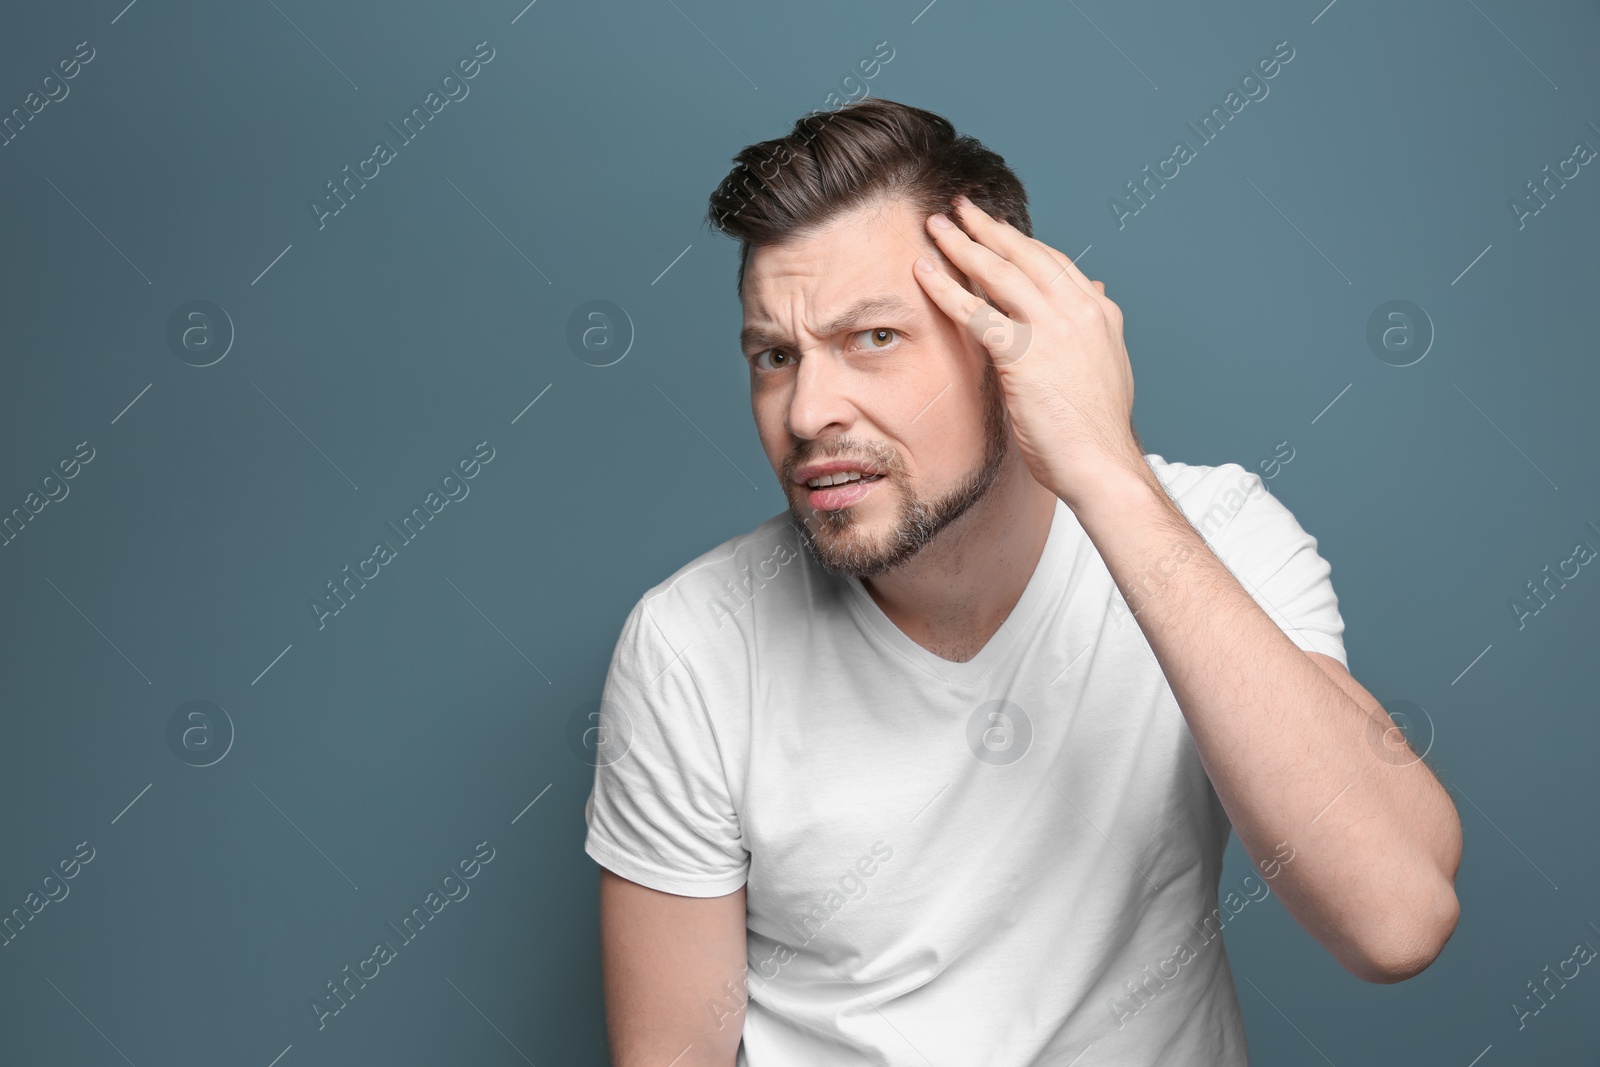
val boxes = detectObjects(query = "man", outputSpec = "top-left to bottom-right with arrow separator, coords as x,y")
584,98 -> 1461,1066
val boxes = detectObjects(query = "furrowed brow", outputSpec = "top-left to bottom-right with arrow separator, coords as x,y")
740,295 -> 918,353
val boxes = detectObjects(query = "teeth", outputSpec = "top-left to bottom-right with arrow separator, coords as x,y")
807,470 -> 872,488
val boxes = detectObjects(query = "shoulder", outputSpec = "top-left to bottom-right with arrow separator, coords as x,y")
630,509 -> 814,647
1144,454 -> 1346,663
1143,453 -> 1277,546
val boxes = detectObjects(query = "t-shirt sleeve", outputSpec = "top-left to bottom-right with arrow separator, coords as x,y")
583,597 -> 749,897
1198,465 -> 1348,669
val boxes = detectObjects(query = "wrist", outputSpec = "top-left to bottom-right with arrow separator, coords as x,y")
1052,450 -> 1160,515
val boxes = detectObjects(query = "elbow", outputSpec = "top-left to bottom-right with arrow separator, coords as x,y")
1350,801 -> 1465,984
1347,876 -> 1461,984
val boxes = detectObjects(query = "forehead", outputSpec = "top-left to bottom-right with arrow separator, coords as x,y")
740,196 -> 937,325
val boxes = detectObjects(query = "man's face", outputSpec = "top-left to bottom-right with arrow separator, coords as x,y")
739,195 -> 1013,580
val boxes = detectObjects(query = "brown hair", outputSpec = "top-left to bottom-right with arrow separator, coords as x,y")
705,98 -> 1032,297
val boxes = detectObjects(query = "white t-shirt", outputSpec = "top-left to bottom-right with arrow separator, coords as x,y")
584,455 -> 1346,1066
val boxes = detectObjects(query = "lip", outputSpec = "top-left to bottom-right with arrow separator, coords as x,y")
792,459 -> 883,486
803,472 -> 885,512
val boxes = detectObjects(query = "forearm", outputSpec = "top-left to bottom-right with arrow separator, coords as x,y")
1064,461 -> 1460,979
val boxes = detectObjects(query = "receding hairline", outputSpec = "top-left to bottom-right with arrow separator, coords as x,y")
709,97 -> 1033,308
743,188 -> 933,265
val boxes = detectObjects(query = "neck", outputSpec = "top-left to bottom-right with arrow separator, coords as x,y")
859,450 -> 1060,661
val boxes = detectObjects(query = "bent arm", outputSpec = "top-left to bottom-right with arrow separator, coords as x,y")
1069,466 -> 1462,983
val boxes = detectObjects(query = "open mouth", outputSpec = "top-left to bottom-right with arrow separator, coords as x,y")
805,472 -> 884,490
803,472 -> 886,512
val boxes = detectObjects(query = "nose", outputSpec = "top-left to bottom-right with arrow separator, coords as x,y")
785,346 -> 855,442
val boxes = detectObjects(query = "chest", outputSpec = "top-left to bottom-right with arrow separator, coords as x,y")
736,636 -> 1221,975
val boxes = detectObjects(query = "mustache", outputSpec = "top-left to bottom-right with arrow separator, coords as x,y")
782,440 -> 902,482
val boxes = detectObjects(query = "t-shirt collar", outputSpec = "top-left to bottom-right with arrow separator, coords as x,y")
840,496 -> 1076,688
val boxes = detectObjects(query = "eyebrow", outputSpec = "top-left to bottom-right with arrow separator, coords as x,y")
740,295 -> 919,354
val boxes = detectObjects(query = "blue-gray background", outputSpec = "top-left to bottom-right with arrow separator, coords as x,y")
2,0 -> 1596,1063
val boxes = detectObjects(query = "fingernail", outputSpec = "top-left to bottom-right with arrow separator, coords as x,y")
915,255 -> 935,272
929,213 -> 954,229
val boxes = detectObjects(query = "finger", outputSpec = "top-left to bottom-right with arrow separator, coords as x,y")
924,210 -> 1050,325
949,195 -> 1081,300
912,252 -> 1019,358
1036,235 -> 1099,297
1093,280 -> 1106,294
950,194 -> 1102,306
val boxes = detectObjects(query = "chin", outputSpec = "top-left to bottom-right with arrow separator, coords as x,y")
788,493 -> 913,581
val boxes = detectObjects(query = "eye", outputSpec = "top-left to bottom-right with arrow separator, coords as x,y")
749,349 -> 793,371
854,327 -> 899,350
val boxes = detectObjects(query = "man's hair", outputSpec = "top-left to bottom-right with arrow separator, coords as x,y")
705,98 -> 1032,298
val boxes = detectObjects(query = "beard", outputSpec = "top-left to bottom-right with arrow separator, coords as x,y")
783,359 -> 1012,580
